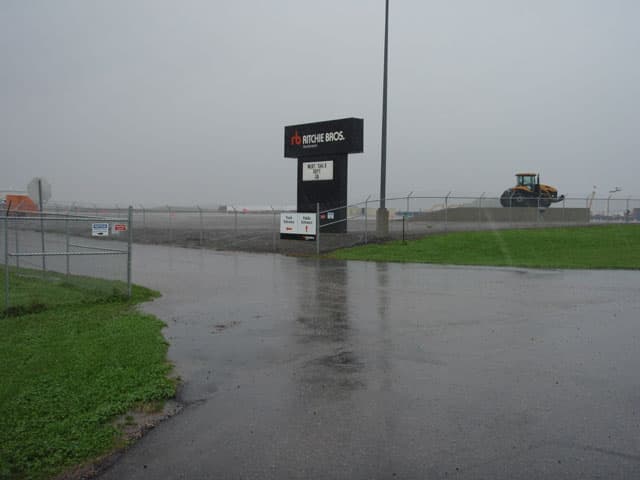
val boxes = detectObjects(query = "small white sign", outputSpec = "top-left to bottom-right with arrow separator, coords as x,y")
302,160 -> 333,181
280,213 -> 317,236
92,223 -> 109,237
280,213 -> 297,234
298,213 -> 316,235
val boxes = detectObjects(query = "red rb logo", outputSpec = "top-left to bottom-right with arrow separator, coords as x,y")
290,130 -> 302,146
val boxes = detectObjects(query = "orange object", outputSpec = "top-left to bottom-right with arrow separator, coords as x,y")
4,194 -> 39,213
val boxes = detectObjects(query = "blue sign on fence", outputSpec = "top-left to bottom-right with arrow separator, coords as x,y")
91,223 -> 109,237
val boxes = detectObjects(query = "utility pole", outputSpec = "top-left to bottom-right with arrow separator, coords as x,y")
376,0 -> 390,236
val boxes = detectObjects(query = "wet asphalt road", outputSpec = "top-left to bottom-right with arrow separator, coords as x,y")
97,244 -> 640,479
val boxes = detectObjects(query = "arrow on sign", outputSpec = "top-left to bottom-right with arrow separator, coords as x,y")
286,227 -> 293,231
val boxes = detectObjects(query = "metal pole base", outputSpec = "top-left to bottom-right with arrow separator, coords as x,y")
376,208 -> 389,237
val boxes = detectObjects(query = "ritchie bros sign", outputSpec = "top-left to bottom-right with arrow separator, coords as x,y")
284,117 -> 363,158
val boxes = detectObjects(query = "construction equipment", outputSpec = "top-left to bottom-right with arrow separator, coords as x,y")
499,173 -> 565,208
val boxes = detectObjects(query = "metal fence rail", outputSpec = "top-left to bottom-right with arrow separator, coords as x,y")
1,208 -> 132,312
39,195 -> 640,255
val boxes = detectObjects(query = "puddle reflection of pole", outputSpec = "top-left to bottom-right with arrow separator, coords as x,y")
375,261 -> 394,467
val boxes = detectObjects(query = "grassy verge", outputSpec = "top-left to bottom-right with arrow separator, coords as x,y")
0,269 -> 175,480
328,225 -> 640,269
0,267 -> 132,316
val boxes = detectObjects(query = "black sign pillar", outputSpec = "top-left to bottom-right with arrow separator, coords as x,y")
296,154 -> 348,232
284,118 -> 363,234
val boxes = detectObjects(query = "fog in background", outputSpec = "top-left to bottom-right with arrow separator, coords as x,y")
2,0 -> 639,206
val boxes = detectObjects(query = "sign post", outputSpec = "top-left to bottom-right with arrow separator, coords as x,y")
27,177 -> 52,274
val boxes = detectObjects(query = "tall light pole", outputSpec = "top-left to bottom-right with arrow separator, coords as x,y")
376,0 -> 390,236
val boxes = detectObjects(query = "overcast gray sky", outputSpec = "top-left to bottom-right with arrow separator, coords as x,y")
2,0 -> 639,206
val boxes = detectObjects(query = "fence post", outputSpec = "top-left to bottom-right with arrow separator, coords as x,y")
364,195 -> 370,244
233,207 -> 238,237
402,215 -> 406,243
127,206 -> 133,298
406,191 -> 413,235
626,197 -> 631,223
139,204 -> 146,242
38,179 -> 46,275
444,191 -> 451,233
477,192 -> 485,228
585,196 -> 590,222
167,205 -> 173,244
14,218 -> 19,270
316,202 -> 320,256
509,192 -> 513,226
271,206 -> 277,252
198,205 -> 204,247
4,215 -> 9,311
65,215 -> 70,276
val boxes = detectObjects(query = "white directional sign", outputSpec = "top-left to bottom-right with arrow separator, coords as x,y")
280,213 -> 317,237
298,213 -> 316,235
302,160 -> 333,181
280,213 -> 297,234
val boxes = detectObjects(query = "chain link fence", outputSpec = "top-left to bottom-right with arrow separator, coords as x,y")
1,209 -> 132,313
41,195 -> 640,256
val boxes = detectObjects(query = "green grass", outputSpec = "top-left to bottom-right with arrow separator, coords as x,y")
329,225 -> 640,269
0,270 -> 175,480
0,267 -> 132,315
